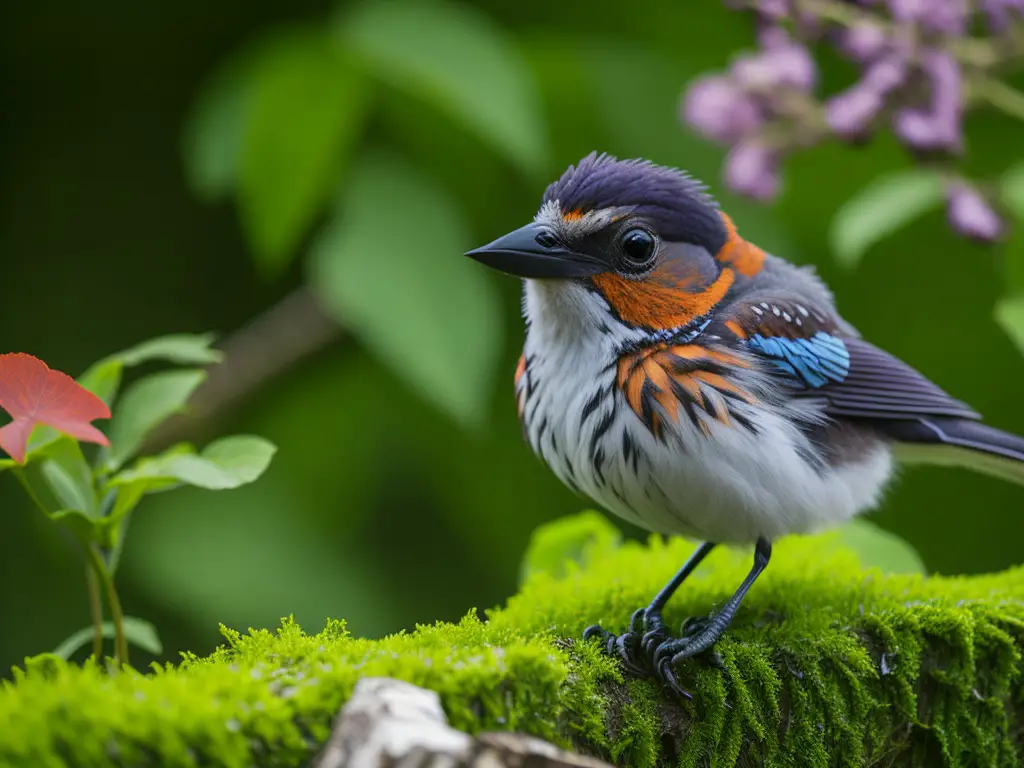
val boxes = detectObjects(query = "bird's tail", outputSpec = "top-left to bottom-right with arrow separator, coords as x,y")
881,417 -> 1024,487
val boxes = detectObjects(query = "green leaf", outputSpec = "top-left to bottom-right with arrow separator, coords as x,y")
1001,162 -> 1024,220
112,333 -> 222,368
833,519 -> 927,575
77,361 -> 123,407
53,617 -> 163,660
48,509 -> 106,546
106,370 -> 207,471
520,510 -> 622,583
239,28 -> 369,275
78,333 -> 221,408
182,44 -> 256,202
995,295 -> 1024,356
37,438 -> 96,517
309,150 -> 502,428
830,169 -> 945,268
111,436 -> 277,492
339,0 -> 547,176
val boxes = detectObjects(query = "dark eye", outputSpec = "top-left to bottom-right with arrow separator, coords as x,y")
620,228 -> 656,266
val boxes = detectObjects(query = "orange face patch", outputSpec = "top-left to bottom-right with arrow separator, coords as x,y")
562,208 -> 585,221
715,212 -> 765,278
592,266 -> 736,331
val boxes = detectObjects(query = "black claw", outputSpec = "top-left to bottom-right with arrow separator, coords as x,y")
581,607 -> 720,698
656,657 -> 693,700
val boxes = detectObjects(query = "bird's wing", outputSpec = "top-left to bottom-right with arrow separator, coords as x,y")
718,298 -> 1024,487
719,297 -> 981,421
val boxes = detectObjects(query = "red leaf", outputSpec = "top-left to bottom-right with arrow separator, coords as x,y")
0,353 -> 111,463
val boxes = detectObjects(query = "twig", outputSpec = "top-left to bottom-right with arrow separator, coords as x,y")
85,563 -> 104,662
84,543 -> 128,667
142,285 -> 345,452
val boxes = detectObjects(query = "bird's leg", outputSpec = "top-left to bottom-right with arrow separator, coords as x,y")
582,541 -> 716,676
651,536 -> 772,698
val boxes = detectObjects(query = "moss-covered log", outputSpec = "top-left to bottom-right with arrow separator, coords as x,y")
2,515 -> 1024,767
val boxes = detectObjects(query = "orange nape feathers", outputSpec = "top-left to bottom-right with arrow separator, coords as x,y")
715,212 -> 766,277
592,266 -> 735,331
616,343 -> 756,440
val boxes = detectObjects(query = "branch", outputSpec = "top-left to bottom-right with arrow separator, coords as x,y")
142,285 -> 344,452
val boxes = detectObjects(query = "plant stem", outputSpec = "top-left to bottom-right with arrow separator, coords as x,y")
973,78 -> 1024,122
85,561 -> 104,662
11,466 -> 50,517
84,543 -> 128,667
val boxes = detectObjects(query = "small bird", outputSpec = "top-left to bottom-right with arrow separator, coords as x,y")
465,152 -> 1024,698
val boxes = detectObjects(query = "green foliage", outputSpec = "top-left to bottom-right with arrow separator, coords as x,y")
112,436 -> 277,493
0,334 -> 277,669
309,150 -> 502,428
182,0 -> 544,430
2,518 -> 1023,767
520,508 -> 621,583
53,618 -> 162,661
831,518 -> 927,575
239,28 -> 369,274
106,369 -> 207,471
829,169 -> 945,268
78,333 -> 224,408
337,0 -> 548,177
995,296 -> 1024,357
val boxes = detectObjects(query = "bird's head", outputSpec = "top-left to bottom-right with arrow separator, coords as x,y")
466,152 -> 766,333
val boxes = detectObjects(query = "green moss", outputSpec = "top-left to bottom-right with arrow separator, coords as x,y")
2,516 -> 1024,767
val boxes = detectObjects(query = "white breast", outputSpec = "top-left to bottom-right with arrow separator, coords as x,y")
520,280 -> 894,544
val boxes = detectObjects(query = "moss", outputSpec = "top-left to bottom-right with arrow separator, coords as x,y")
2,515 -> 1024,767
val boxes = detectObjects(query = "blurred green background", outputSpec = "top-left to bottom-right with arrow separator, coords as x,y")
2,0 -> 1023,675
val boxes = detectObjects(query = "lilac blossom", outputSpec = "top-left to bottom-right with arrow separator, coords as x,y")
725,141 -> 780,200
837,22 -> 889,62
892,51 -> 962,152
827,55 -> 908,138
947,183 -> 1005,241
981,0 -> 1024,32
681,0 -> 1023,242
682,75 -> 763,144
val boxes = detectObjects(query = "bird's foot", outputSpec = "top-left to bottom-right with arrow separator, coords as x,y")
583,612 -> 723,699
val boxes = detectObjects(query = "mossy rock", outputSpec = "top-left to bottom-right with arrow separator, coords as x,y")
3,512 -> 1024,767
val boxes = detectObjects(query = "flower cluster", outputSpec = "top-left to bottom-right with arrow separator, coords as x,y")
682,0 -> 1024,241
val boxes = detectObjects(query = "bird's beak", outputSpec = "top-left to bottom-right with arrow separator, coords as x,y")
464,223 -> 604,279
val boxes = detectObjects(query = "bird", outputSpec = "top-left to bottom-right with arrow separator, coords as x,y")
464,151 -> 1024,699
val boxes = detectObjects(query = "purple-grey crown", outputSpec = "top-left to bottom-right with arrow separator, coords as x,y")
541,152 -> 729,254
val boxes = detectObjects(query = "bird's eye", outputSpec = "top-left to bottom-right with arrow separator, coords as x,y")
620,228 -> 656,266
534,229 -> 559,249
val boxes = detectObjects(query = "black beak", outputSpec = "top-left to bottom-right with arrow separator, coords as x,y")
464,222 -> 604,279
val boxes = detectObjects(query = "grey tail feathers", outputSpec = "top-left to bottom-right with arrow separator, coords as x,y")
879,417 -> 1024,487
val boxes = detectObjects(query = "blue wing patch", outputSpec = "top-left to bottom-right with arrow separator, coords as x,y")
746,331 -> 850,388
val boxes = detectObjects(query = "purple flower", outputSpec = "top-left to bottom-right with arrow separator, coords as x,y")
893,51 -> 962,152
682,75 -> 763,145
826,55 -> 908,138
731,33 -> 816,93
981,0 -> 1024,32
827,87 -> 884,138
837,22 -> 889,62
862,55 -> 910,93
946,183 -> 1005,241
753,0 -> 789,20
724,141 -> 781,200
888,0 -> 967,34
